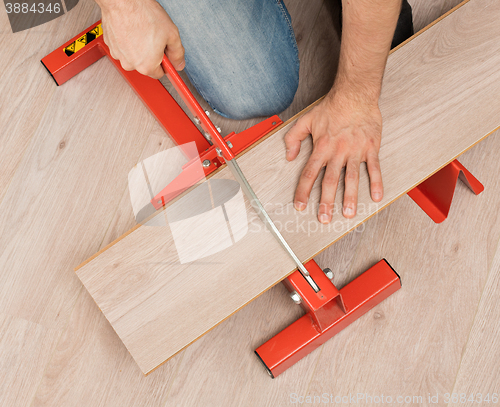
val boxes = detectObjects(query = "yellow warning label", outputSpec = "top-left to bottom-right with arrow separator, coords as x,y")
64,23 -> 102,57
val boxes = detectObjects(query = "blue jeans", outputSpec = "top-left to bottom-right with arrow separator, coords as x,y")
155,0 -> 300,120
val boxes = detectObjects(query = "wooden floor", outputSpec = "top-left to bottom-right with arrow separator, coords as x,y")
76,0 -> 500,377
1,0 -> 499,406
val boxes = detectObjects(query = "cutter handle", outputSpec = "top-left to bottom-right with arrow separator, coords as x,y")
161,55 -> 234,160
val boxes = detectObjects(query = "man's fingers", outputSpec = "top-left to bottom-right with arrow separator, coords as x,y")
318,160 -> 342,223
120,59 -> 134,71
343,158 -> 361,218
165,30 -> 185,71
148,64 -> 167,80
107,41 -> 118,60
294,154 -> 325,211
366,151 -> 383,202
284,116 -> 311,161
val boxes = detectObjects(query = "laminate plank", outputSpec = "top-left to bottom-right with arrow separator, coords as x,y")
76,0 -> 500,375
448,239 -> 500,406
304,130 -> 500,406
409,0 -> 464,32
0,313 -> 59,407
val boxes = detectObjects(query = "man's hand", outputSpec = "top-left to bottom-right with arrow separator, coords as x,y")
285,89 -> 383,223
285,0 -> 402,223
97,0 -> 185,78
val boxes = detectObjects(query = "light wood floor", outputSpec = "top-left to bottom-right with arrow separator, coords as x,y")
2,0 -> 499,406
75,0 -> 500,377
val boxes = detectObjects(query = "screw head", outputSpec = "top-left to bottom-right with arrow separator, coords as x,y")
216,126 -> 222,133
202,159 -> 211,168
323,268 -> 334,280
204,110 -> 210,117
193,117 -> 200,125
227,141 -> 233,148
290,291 -> 302,305
203,132 -> 212,141
216,148 -> 222,157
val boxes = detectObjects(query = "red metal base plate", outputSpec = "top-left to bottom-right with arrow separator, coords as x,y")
255,259 -> 401,378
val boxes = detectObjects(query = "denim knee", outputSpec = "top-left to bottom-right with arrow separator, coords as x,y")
157,0 -> 300,120
202,55 -> 300,120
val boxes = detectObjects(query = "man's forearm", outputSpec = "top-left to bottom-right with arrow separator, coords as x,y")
333,0 -> 402,103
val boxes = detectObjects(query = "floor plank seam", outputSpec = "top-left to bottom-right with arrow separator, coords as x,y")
390,0 -> 471,54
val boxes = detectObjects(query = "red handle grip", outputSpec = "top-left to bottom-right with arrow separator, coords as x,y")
161,55 -> 234,160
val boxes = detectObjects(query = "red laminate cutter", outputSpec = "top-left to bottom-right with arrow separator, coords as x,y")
41,20 -> 484,378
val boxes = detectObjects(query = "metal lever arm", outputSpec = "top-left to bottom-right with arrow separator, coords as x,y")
161,55 -> 319,292
161,55 -> 234,160
226,160 -> 319,292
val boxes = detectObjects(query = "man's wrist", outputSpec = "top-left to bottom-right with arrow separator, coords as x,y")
329,70 -> 381,107
331,46 -> 385,105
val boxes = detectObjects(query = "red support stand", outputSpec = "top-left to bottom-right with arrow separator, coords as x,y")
255,259 -> 401,378
407,159 -> 484,223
